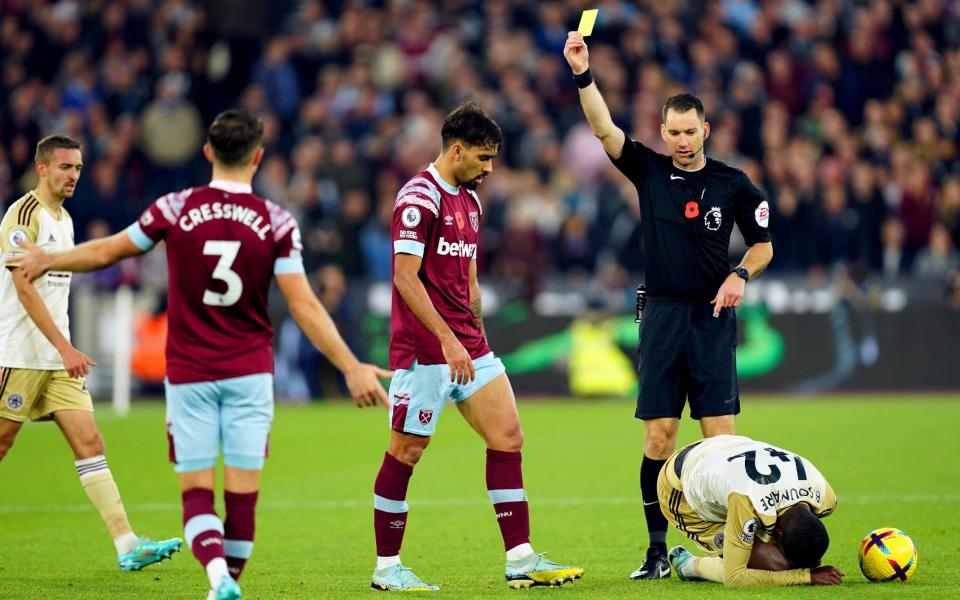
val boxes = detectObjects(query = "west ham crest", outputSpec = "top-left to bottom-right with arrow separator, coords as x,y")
468,211 -> 479,232
419,409 -> 433,424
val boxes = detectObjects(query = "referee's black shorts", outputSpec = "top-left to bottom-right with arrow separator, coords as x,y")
635,298 -> 739,420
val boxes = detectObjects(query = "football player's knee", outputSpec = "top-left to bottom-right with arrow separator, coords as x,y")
398,442 -> 429,465
500,425 -> 524,452
76,431 -> 106,457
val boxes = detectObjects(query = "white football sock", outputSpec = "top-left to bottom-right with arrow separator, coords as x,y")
680,556 -> 700,579
114,531 -> 139,555
377,555 -> 401,571
206,557 -> 230,588
506,543 -> 535,562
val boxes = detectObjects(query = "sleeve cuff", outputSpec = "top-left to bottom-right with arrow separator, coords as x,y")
274,256 -> 305,275
126,222 -> 156,252
393,239 -> 425,256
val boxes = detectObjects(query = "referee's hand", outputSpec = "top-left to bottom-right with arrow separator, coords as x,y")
711,273 -> 746,317
563,32 -> 590,74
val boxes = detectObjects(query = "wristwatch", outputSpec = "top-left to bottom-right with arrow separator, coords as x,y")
732,267 -> 750,282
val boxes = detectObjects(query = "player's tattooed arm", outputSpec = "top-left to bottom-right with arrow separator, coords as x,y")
468,259 -> 485,337
471,297 -> 485,337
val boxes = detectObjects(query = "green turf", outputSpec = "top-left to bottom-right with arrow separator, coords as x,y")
1,395 -> 958,599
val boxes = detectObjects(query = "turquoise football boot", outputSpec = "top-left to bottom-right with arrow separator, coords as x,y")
117,536 -> 183,571
504,553 -> 585,589
371,564 -> 440,591
668,545 -> 698,581
211,574 -> 241,600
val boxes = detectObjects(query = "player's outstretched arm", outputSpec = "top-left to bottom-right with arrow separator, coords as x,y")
9,267 -> 95,377
394,253 -> 475,384
11,232 -> 145,281
563,31 -> 626,158
275,271 -> 390,407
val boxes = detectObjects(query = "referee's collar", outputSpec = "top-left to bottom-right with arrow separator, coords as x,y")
209,180 -> 253,194
672,158 -> 708,173
427,163 -> 459,195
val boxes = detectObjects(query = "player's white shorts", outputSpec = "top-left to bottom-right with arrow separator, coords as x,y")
388,352 -> 506,436
165,373 -> 274,472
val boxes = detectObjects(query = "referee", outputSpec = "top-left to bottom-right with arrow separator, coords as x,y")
564,31 -> 774,581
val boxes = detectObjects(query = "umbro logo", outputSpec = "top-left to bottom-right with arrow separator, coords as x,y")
670,174 -> 684,181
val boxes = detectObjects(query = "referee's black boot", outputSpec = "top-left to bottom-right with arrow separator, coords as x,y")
629,546 -> 671,580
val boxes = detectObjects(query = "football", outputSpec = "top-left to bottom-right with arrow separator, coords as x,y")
858,528 -> 918,582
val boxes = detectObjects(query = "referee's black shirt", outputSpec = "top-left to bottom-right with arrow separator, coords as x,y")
610,138 -> 772,301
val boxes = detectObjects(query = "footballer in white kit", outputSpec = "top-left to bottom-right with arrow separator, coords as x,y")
659,435 -> 843,586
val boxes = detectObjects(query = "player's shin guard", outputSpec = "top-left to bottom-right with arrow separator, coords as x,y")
373,452 -> 413,558
641,456 -> 668,551
224,490 -> 258,580
183,488 -> 228,587
75,455 -> 136,553
486,449 -> 530,552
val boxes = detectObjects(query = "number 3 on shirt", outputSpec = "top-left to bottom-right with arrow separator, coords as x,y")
202,240 -> 243,306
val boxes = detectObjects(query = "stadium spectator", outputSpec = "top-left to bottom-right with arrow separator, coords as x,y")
913,221 -> 960,280
880,217 -> 910,279
297,264 -> 368,398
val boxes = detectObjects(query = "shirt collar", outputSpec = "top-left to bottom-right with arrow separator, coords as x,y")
427,163 -> 459,195
209,180 -> 253,194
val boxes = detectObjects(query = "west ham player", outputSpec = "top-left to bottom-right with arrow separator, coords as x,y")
15,110 -> 391,600
659,435 -> 844,586
0,135 -> 181,572
369,102 -> 583,592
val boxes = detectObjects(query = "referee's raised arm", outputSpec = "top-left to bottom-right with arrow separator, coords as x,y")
564,32 -> 626,159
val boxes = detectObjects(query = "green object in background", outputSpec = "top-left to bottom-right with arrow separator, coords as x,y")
500,305 -> 785,397
735,303 -> 786,377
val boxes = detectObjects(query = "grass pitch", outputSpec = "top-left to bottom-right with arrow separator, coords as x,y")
1,395 -> 958,599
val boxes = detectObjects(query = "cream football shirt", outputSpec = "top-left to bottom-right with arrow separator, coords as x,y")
0,192 -> 75,369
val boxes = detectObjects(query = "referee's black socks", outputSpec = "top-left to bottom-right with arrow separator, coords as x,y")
640,455 -> 668,553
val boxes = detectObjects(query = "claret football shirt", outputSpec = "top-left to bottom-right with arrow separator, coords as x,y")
127,180 -> 304,384
389,164 -> 490,370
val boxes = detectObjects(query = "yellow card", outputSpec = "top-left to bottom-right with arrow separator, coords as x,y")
578,9 -> 599,37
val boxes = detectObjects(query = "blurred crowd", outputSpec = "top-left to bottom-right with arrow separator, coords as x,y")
2,0 -> 960,305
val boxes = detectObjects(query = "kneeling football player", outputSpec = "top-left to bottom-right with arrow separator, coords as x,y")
659,435 -> 844,586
